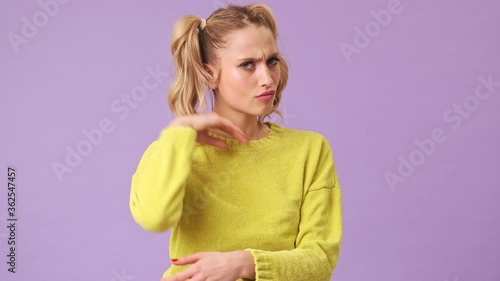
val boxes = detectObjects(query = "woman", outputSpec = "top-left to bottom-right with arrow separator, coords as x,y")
129,3 -> 343,281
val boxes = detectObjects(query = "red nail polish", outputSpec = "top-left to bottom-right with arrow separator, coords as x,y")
171,258 -> 178,262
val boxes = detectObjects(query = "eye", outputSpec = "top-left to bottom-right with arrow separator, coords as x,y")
268,57 -> 280,65
240,61 -> 254,69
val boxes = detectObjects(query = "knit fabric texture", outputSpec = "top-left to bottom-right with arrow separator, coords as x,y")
129,121 -> 343,281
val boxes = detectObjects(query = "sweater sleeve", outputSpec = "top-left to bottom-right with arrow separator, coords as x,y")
129,126 -> 197,233
243,137 -> 343,281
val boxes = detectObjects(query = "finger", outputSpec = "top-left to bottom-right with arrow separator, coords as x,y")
224,120 -> 250,140
173,252 -> 204,265
197,114 -> 249,144
188,276 -> 204,281
197,133 -> 228,149
209,114 -> 248,141
217,119 -> 249,144
190,115 -> 245,144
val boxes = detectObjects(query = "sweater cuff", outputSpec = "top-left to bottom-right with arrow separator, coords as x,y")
243,248 -> 272,280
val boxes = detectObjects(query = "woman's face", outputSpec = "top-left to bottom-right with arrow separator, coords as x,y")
208,24 -> 281,118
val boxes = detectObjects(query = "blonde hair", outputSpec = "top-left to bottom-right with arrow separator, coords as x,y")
167,3 -> 289,124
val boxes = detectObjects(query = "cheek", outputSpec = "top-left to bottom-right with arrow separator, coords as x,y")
224,69 -> 253,90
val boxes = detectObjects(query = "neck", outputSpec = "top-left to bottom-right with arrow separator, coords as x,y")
211,110 -> 268,141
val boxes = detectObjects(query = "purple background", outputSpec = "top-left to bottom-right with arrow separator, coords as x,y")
1,0 -> 499,280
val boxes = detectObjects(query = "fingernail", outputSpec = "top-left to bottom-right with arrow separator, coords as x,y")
171,258 -> 178,262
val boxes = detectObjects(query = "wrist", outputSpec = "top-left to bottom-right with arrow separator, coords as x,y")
231,250 -> 255,279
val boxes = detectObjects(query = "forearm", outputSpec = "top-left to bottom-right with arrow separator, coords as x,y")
241,185 -> 342,280
129,126 -> 197,232
243,247 -> 338,281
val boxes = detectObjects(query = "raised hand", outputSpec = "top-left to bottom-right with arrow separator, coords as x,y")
168,112 -> 250,149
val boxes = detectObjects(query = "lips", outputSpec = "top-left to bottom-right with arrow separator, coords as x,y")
256,90 -> 275,97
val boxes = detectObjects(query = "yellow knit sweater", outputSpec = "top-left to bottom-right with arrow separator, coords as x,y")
129,121 -> 343,281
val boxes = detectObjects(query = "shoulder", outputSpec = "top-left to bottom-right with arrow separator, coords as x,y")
270,122 -> 331,148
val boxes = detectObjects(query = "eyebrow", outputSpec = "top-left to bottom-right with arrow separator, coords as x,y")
237,52 -> 280,62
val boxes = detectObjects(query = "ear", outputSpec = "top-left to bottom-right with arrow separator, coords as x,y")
204,63 -> 218,90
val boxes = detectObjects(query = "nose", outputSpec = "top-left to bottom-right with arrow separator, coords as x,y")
259,65 -> 274,88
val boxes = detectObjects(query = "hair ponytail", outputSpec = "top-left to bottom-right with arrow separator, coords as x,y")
168,16 -> 210,116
